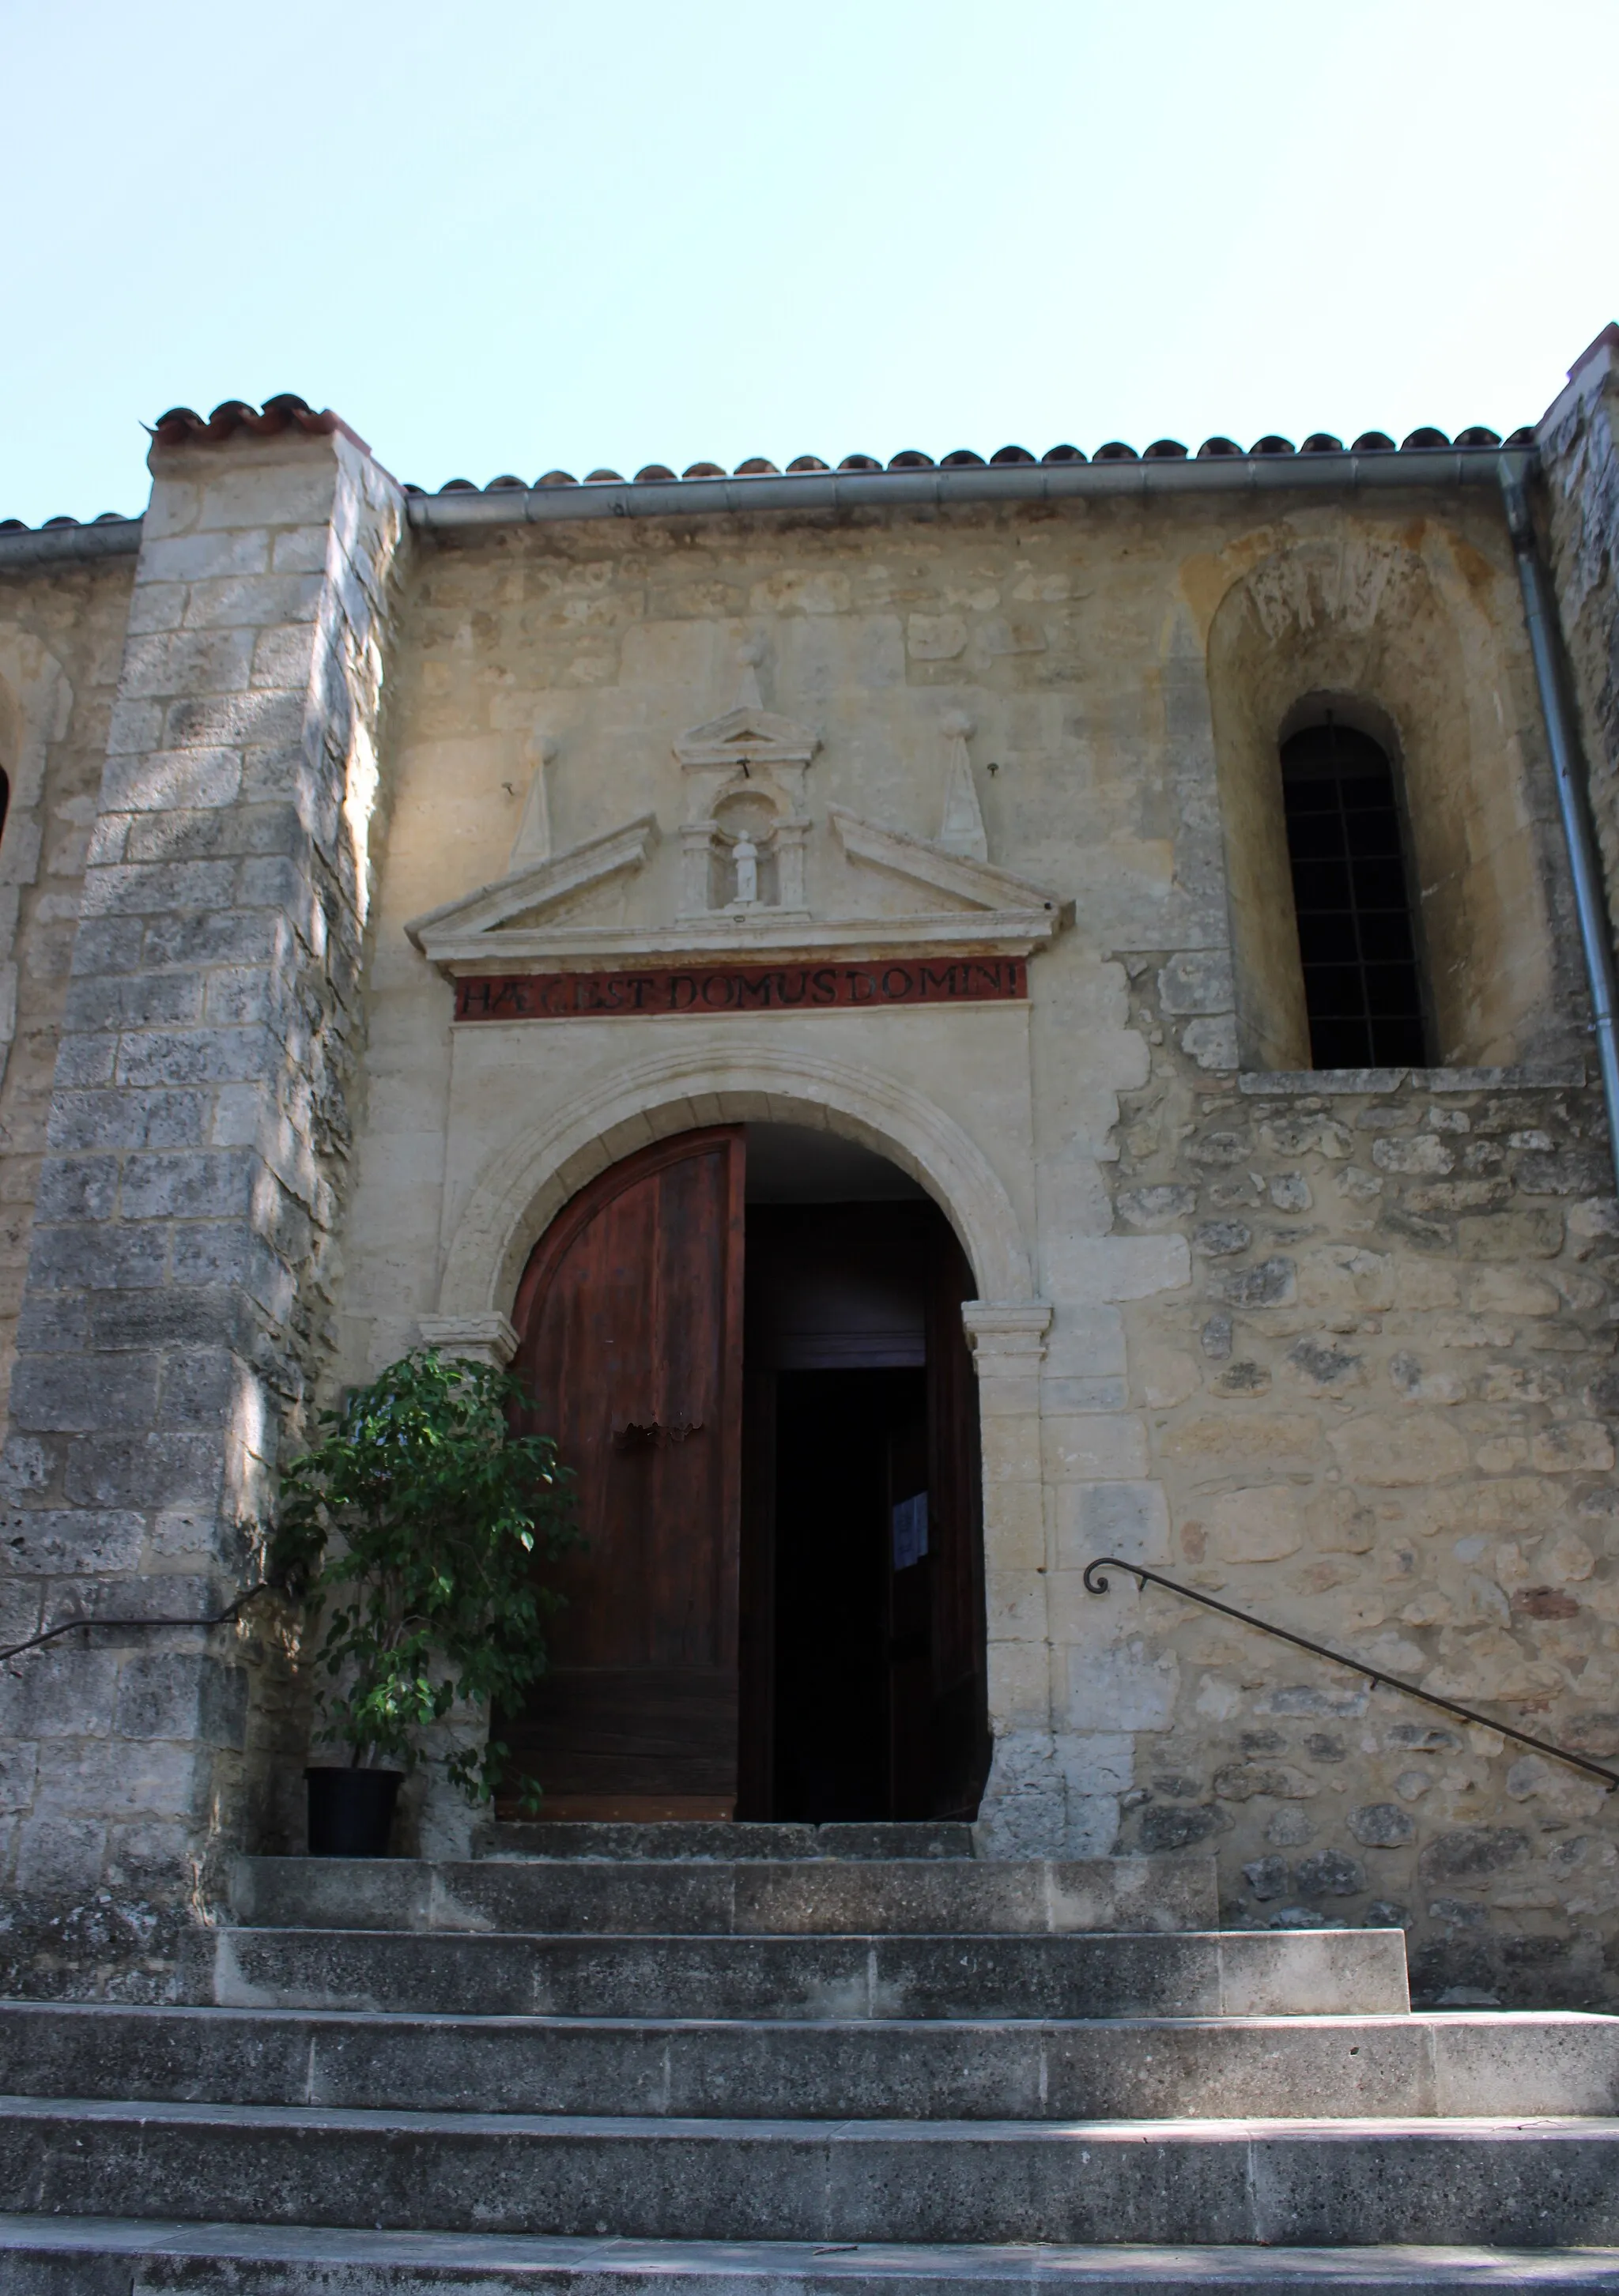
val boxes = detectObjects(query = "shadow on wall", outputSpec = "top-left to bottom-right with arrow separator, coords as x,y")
1206,531 -> 1557,1073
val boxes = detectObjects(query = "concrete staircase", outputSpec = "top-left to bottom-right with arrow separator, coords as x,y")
2,1822 -> 1618,2291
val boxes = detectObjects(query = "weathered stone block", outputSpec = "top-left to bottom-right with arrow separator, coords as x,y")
32,1733 -> 204,1819
1157,950 -> 1235,1014
24,1222 -> 168,1294
0,1741 -> 39,1813
1328,1412 -> 1470,1485
1209,1484 -> 1304,1563
1055,1480 -> 1170,1567
1296,1847 -> 1366,1898
116,1149 -> 255,1223
118,628 -> 256,703
139,530 -> 271,585
1065,1638 -> 1179,1731
115,1024 -> 277,1091
13,1812 -> 108,1895
1457,1208 -> 1564,1258
113,1653 -> 247,1749
86,1287 -> 253,1353
9,1352 -> 160,1433
1350,1803 -> 1417,1847
62,971 -> 206,1035
0,1647 -> 118,1736
79,859 -> 237,919
1209,1254 -> 1296,1307
103,745 -> 243,815
157,1349 -> 256,1430
61,1432 -> 225,1514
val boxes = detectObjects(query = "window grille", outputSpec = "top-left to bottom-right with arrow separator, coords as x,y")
1281,722 -> 1427,1069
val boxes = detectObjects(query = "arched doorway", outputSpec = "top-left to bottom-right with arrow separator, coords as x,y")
503,1122 -> 987,1824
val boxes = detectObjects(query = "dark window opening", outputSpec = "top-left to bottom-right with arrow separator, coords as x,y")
0,770 -> 9,849
1281,721 -> 1428,1069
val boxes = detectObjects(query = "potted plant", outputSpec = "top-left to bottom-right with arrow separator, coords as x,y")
273,1348 -> 576,1857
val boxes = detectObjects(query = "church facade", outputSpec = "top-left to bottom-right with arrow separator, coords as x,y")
3,331 -> 1619,2006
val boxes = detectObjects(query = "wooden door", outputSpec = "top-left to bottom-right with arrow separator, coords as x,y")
505,1128 -> 745,1819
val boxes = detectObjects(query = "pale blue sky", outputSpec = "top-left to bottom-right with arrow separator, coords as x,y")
3,0 -> 1615,524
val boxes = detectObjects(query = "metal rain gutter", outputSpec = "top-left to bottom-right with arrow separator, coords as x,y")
0,518 -> 142,572
406,444 -> 1532,532
0,448 -> 1530,562
1500,459 -> 1619,1196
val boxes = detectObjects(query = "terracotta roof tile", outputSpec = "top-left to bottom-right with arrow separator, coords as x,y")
150,393 -> 371,456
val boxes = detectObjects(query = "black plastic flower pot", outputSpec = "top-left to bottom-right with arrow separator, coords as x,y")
304,1766 -> 403,1857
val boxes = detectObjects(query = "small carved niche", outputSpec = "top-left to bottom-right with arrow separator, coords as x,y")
711,790 -> 780,908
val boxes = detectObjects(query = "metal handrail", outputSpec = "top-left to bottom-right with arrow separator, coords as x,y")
1083,1556 -> 1618,1793
0,1583 -> 277,1668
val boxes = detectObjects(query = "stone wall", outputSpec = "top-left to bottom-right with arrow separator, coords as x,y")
2,400 -> 1615,2004
0,428 -> 405,1994
0,557 -> 138,1445
1540,327 -> 1619,919
1108,967 -> 1619,2006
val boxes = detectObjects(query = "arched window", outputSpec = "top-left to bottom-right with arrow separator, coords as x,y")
1281,719 -> 1428,1069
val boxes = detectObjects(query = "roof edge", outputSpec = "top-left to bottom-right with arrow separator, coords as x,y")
407,445 -> 1536,532
0,518 -> 144,572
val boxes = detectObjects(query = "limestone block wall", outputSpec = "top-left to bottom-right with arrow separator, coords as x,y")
0,425 -> 406,1991
0,557 -> 137,1447
1110,963 -> 1619,2006
1540,330 -> 1619,990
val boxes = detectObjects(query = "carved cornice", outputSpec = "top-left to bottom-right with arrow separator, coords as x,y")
406,816 -> 658,958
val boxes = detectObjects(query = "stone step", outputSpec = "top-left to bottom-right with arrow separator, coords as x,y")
232,1855 -> 1216,1937
204,1925 -> 1410,2021
6,2221 -> 1619,2296
2,2100 -> 1617,2245
4,2004 -> 1615,2121
476,1822 -> 977,1862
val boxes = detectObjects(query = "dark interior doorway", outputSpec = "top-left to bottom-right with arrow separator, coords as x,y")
738,1128 -> 988,1823
771,1367 -> 926,1820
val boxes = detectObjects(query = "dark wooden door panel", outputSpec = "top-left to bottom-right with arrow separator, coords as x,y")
507,1128 -> 745,1818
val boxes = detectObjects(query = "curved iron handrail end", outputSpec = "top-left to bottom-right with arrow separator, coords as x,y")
0,1581 -> 280,1670
1083,1555 -> 1618,1793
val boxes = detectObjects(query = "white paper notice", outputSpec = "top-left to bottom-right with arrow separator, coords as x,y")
891,1491 -> 930,1571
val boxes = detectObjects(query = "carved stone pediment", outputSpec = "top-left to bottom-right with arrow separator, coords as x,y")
407,801 -> 1067,975
673,703 -> 818,775
406,816 -> 658,958
828,807 -> 1066,923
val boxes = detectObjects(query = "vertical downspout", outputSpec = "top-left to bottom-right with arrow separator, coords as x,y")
1500,458 -> 1619,1196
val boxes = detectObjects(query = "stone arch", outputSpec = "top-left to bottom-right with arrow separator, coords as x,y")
1203,523 -> 1555,1072
436,1040 -> 1035,1322
0,624 -> 72,813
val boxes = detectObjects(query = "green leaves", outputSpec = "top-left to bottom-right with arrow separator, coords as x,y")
273,1348 -> 576,1810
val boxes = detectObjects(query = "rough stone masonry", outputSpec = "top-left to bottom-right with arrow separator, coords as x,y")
1,342 -> 1618,2004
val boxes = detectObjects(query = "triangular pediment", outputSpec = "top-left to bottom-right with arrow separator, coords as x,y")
406,803 -> 1068,975
406,816 -> 657,956
674,704 -> 819,769
829,807 -> 1068,921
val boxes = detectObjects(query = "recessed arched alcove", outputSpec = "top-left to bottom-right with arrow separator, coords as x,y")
1206,533 -> 1557,1071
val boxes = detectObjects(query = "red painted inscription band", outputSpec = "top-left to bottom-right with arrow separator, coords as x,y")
455,957 -> 1028,1021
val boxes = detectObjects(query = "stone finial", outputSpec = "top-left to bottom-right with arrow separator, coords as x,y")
508,732 -> 557,869
938,709 -> 989,861
735,635 -> 765,711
